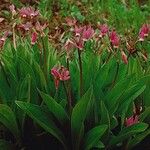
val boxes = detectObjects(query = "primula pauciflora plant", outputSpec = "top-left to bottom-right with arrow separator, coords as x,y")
0,5 -> 150,150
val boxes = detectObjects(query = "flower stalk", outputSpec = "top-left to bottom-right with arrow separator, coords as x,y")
78,49 -> 83,97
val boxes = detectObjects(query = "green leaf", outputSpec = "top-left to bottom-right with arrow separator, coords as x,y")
0,104 -> 20,140
140,106 -> 150,121
93,141 -> 105,149
83,125 -> 108,150
100,101 -> 110,128
15,101 -> 67,149
71,87 -> 93,150
110,123 -> 148,145
128,128 -> 150,149
39,91 -> 69,124
33,61 -> 47,90
105,76 -> 132,114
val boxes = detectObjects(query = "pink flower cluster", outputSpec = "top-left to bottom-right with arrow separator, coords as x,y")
64,25 -> 95,51
109,31 -> 120,49
18,7 -> 39,19
125,115 -> 139,127
14,6 -> 48,45
98,24 -> 109,37
139,24 -> 149,41
51,66 -> 70,89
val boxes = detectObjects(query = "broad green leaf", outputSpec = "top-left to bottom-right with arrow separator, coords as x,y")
93,141 -> 105,149
15,101 -> 67,149
128,129 -> 150,149
117,85 -> 146,125
100,101 -> 110,128
33,61 -> 47,90
18,74 -> 31,101
83,125 -> 108,150
140,106 -> 150,121
39,91 -> 69,124
0,104 -> 20,140
71,87 -> 93,150
110,123 -> 148,145
105,76 -> 132,114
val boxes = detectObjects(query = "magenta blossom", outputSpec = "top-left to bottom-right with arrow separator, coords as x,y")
139,24 -> 149,41
82,26 -> 95,41
31,32 -> 38,45
99,24 -> 109,37
18,7 -> 39,19
51,67 -> 61,89
51,66 -> 70,89
125,115 -> 139,127
109,31 -> 120,48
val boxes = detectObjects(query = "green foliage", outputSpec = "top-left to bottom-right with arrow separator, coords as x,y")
0,0 -> 149,149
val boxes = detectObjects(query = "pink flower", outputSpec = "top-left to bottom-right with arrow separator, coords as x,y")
109,31 -> 120,48
18,22 -> 32,31
125,115 -> 139,127
0,31 -> 9,48
18,7 -> 39,19
51,67 -> 61,89
82,26 -> 94,41
74,25 -> 84,36
73,37 -> 85,50
59,67 -> 70,81
139,24 -> 149,41
99,24 -> 109,37
64,39 -> 75,52
35,22 -> 47,33
65,17 -> 77,27
31,32 -> 38,45
9,4 -> 16,16
51,66 -> 70,89
121,51 -> 128,64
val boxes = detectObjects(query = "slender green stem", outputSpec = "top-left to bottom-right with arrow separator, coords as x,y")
13,23 -> 16,50
66,58 -> 72,112
78,49 -> 83,97
41,37 -> 48,82
111,62 -> 119,88
63,81 -> 71,114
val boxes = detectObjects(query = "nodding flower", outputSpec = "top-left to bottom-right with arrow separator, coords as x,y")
109,31 -> 120,48
74,25 -> 85,36
18,7 -> 39,19
0,31 -> 9,49
9,4 -> 17,16
125,115 -> 139,127
139,24 -> 149,41
18,22 -> 32,32
65,17 -> 77,27
73,37 -> 85,50
64,39 -> 75,52
121,51 -> 128,64
31,32 -> 38,45
51,66 -> 70,89
98,24 -> 109,37
82,26 -> 95,41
